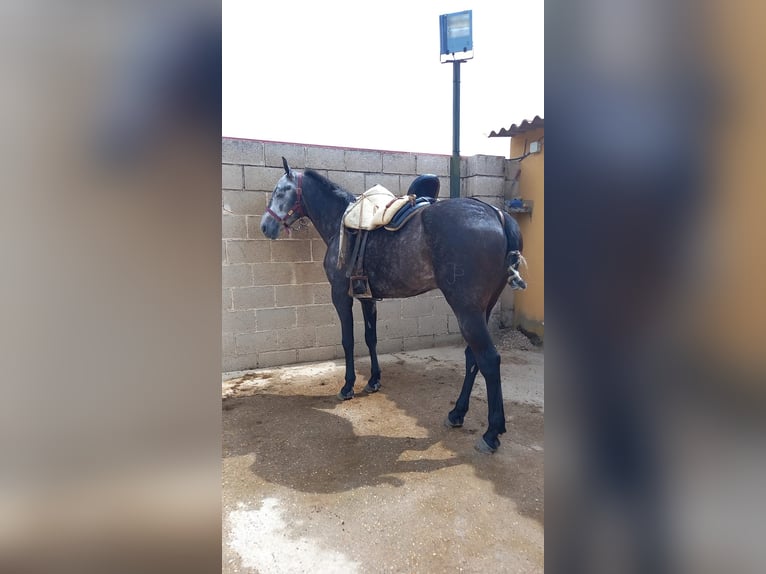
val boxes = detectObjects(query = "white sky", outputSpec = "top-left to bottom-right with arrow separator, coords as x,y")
223,1 -> 543,158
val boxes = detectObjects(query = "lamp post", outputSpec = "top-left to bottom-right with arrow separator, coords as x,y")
439,10 -> 473,199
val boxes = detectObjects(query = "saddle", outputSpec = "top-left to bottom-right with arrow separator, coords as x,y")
339,175 -> 440,298
342,185 -> 414,231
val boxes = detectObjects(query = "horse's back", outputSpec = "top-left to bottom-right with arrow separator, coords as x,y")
421,199 -> 507,255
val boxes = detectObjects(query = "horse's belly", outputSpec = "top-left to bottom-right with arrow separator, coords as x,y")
365,222 -> 437,298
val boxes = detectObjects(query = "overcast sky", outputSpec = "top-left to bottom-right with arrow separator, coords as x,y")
223,0 -> 543,158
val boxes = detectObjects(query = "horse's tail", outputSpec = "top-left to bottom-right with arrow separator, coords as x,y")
501,212 -> 527,290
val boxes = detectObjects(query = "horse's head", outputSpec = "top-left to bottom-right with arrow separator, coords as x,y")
260,157 -> 306,239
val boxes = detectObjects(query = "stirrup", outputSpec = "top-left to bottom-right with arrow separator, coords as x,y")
349,275 -> 373,299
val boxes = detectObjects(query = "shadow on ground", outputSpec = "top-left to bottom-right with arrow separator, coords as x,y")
223,345 -> 544,524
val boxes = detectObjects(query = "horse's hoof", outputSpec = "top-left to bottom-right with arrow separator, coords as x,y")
337,389 -> 355,401
444,416 -> 463,428
474,437 -> 498,454
364,380 -> 381,393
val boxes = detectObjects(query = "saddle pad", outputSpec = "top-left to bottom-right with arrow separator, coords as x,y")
384,196 -> 436,231
342,185 -> 415,230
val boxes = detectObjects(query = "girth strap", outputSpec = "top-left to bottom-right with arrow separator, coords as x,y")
345,230 -> 373,298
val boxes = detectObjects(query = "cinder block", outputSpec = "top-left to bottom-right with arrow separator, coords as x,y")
232,286 -> 275,310
382,152 -> 416,174
416,154 -> 450,176
297,345 -> 337,363
403,334 -> 435,351
432,296 -> 453,315
311,285 -> 331,304
448,315 -> 461,334
364,173 -> 400,194
401,296 -> 433,318
271,240 -> 312,263
462,154 -> 506,177
311,239 -> 327,262
345,150 -> 382,172
315,324 -> 342,346
264,143 -> 305,169
222,288 -> 232,311
379,318 -> 417,340
258,349 -> 297,368
222,138 -> 264,165
244,166 -> 285,192
222,215 -> 247,239
297,304 -> 337,327
223,191 -> 262,215
223,354 -> 258,372
498,289 -> 515,328
487,313 -> 501,333
275,284 -> 314,307
293,262 -> 328,284
256,306 -> 297,331
222,240 -> 227,264
236,330 -> 280,354
222,310 -> 256,334
376,338 -> 403,354
438,177 -> 450,195
352,345 -> 369,357
227,240 -> 271,264
222,164 -> 243,190
277,326 -> 317,349
222,332 -> 235,358
376,300 -> 401,322
252,262 -> 294,286
464,175 -> 505,198
222,264 -> 252,288
418,315 -> 448,336
327,170 -> 365,194
434,333 -> 464,347
306,146 -> 345,170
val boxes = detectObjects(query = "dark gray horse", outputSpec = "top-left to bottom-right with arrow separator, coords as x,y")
261,158 -> 526,453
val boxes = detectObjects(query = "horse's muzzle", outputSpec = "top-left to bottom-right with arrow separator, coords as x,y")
260,213 -> 281,239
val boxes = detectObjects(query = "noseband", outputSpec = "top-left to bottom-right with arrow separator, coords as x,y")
266,173 -> 305,230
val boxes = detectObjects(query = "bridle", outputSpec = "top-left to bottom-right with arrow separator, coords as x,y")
266,173 -> 305,231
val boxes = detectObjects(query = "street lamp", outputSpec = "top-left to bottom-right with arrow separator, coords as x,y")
440,10 -> 473,199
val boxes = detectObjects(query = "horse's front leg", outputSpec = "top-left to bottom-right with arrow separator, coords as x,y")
332,286 -> 356,400
360,299 -> 381,392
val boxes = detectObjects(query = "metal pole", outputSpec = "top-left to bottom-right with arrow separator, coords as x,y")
450,59 -> 461,198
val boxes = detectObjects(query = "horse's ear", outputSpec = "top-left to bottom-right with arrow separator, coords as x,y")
282,156 -> 293,179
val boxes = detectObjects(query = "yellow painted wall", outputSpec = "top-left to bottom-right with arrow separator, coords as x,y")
509,127 -> 544,338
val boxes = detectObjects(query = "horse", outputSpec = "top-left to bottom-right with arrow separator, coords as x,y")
261,157 -> 526,453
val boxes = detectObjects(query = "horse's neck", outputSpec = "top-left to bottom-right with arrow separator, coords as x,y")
304,179 -> 351,245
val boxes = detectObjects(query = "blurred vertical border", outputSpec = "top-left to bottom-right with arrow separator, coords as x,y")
546,0 -> 766,572
0,2 -> 222,572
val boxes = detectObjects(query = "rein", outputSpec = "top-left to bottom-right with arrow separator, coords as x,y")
266,173 -> 305,231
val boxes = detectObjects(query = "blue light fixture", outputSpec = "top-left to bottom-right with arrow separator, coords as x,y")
439,10 -> 473,61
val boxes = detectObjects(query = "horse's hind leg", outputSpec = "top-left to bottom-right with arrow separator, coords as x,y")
454,310 -> 507,453
445,346 -> 479,427
360,299 -> 381,392
445,290 -> 503,430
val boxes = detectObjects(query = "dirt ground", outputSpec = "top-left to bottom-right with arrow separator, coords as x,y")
222,330 -> 544,573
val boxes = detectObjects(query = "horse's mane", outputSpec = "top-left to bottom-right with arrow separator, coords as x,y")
304,170 -> 355,204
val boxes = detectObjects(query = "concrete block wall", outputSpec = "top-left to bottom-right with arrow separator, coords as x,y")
222,138 -> 512,372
